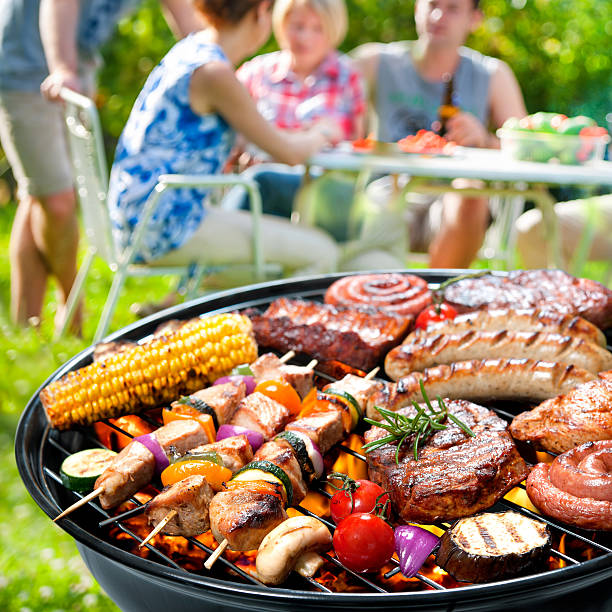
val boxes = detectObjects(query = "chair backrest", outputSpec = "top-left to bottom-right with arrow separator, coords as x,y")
60,88 -> 117,263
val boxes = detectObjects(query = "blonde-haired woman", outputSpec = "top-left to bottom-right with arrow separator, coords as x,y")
223,0 -> 367,228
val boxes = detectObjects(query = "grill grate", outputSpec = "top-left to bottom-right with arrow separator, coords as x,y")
41,358 -> 612,595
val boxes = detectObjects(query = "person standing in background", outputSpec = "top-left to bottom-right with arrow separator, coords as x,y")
353,0 -> 526,269
0,0 -> 204,333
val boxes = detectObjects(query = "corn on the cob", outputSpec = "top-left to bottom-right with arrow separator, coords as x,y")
40,313 -> 258,430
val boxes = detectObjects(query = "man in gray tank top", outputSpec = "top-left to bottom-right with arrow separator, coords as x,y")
353,0 -> 526,268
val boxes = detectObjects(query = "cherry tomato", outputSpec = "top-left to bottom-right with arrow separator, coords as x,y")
255,379 -> 302,416
414,302 -> 458,330
333,513 -> 395,573
330,478 -> 389,524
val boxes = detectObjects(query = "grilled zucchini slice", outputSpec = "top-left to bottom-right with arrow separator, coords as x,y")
60,448 -> 117,493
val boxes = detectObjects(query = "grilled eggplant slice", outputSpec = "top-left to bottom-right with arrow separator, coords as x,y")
435,511 -> 551,583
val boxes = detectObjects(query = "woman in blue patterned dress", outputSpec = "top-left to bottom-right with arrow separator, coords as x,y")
107,0 -> 341,277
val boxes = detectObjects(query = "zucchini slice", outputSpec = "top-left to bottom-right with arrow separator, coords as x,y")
275,431 -> 315,482
232,459 -> 293,505
60,448 -> 117,493
324,388 -> 362,428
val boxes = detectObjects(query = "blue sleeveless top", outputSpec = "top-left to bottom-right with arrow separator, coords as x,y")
108,36 -> 235,261
374,42 -> 499,142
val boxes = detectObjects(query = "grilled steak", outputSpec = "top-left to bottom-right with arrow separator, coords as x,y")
443,269 -> 612,329
146,474 -> 214,537
510,376 -> 612,453
209,489 -> 287,551
364,400 -> 529,523
247,298 -> 411,371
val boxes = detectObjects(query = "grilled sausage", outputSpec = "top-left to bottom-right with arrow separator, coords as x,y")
526,463 -> 612,531
548,440 -> 612,502
366,359 -> 596,420
385,330 -> 612,380
414,308 -> 607,347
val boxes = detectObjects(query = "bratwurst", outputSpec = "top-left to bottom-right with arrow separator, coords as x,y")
385,330 -> 612,379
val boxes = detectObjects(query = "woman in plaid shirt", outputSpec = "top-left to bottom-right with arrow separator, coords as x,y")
223,0 -> 366,222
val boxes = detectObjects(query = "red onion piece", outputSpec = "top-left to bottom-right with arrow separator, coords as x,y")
394,525 -> 439,578
213,374 -> 255,395
134,433 -> 169,474
216,424 -> 264,451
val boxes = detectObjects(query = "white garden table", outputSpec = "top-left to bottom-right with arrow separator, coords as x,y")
308,146 -> 612,268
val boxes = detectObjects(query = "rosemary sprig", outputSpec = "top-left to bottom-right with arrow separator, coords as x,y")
362,380 -> 474,462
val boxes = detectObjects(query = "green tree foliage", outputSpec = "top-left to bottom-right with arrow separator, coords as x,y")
98,0 -> 612,154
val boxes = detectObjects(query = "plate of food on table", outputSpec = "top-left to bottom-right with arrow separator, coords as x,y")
25,267 -> 612,593
335,130 -> 458,158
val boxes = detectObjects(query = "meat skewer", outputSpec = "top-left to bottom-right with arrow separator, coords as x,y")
54,351 -> 308,522
140,371 -> 381,574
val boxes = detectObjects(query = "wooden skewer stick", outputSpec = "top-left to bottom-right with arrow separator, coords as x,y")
54,486 -> 104,522
305,359 -> 318,371
138,509 -> 178,548
364,366 -> 380,380
204,538 -> 228,570
278,350 -> 296,364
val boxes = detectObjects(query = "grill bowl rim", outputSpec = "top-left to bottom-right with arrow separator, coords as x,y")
15,269 -> 612,607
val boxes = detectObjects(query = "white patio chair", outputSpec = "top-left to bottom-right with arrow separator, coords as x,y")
57,87 -> 278,342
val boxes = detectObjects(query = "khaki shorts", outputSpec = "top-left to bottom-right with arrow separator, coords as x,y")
0,89 -> 73,199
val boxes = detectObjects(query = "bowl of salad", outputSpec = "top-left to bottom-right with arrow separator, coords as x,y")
497,112 -> 610,164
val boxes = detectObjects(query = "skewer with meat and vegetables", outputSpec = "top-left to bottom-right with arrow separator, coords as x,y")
137,371 -> 385,581
51,338 -> 317,520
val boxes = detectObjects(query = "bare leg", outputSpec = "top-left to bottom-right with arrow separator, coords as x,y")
428,191 -> 489,269
9,197 -> 48,325
10,188 -> 81,332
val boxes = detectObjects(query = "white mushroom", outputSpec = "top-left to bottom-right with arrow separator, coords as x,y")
255,516 -> 332,585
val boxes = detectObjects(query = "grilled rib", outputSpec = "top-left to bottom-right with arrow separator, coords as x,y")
247,298 -> 411,371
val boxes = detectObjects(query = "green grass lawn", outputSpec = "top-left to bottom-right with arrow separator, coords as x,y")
0,199 -> 610,611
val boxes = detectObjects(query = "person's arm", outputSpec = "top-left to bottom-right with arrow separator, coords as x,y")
159,0 -> 206,38
39,0 -> 81,100
190,62 -> 340,166
487,60 -> 527,131
445,60 -> 526,148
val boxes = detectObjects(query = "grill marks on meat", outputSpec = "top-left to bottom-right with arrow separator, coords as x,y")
255,440 -> 309,504
443,269 -> 612,329
230,392 -> 291,440
385,330 -> 612,379
250,353 -> 314,399
146,475 -> 214,537
417,308 -> 607,347
364,400 -> 529,523
95,419 -> 208,509
209,490 -> 288,551
510,376 -> 612,453
184,380 -> 247,426
248,298 -> 411,371
367,359 -> 596,420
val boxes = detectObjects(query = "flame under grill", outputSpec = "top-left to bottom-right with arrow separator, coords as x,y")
17,272 -> 612,610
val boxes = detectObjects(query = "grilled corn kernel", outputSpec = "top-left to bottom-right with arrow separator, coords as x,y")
40,313 -> 258,430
